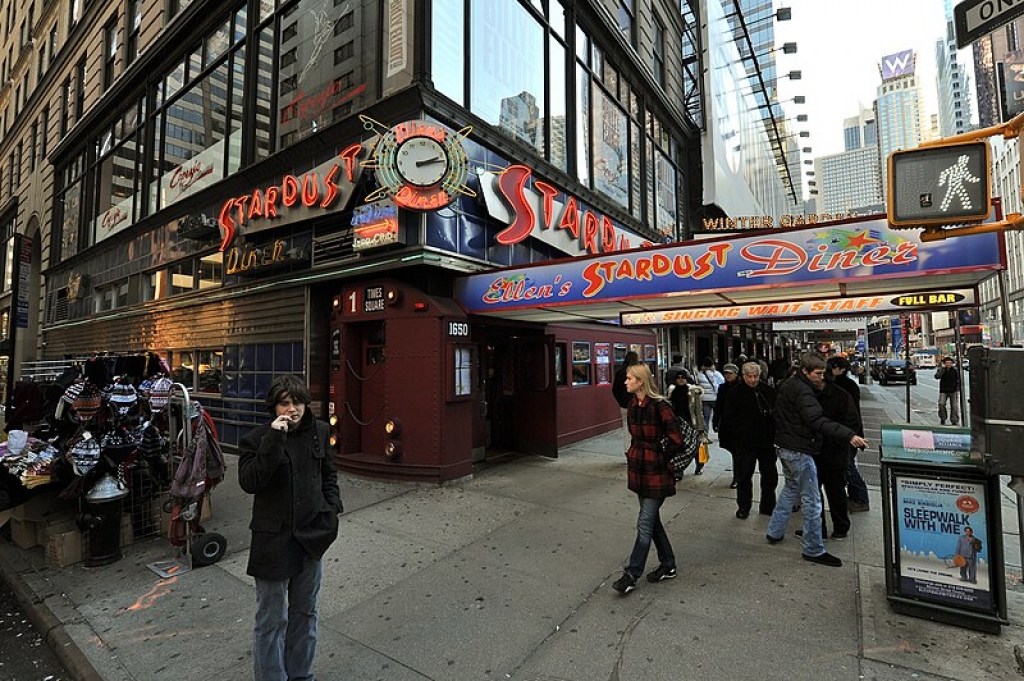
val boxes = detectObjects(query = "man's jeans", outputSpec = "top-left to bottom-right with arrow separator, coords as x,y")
938,391 -> 960,425
626,496 -> 675,578
254,557 -> 322,681
767,448 -> 826,557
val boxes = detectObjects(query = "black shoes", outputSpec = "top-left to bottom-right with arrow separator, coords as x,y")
803,552 -> 843,567
646,565 -> 677,582
831,531 -> 848,540
729,481 -> 738,489
612,572 -> 637,594
766,534 -> 784,545
736,509 -> 749,519
848,501 -> 870,513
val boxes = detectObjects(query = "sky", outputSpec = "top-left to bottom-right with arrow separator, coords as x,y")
774,0 -> 962,161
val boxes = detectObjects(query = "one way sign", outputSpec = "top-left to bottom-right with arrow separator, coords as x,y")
955,0 -> 1024,48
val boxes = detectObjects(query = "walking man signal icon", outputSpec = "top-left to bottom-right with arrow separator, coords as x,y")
938,155 -> 981,212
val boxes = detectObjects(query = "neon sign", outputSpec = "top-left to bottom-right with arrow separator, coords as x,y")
217,144 -> 363,251
352,202 -> 400,251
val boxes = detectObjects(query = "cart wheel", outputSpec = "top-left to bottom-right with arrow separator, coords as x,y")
192,533 -> 227,567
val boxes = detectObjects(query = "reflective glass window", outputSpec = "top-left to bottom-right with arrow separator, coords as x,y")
431,0 -> 464,105
593,87 -> 628,209
470,0 -> 544,155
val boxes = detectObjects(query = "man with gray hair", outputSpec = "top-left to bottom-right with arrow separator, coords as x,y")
767,354 -> 868,567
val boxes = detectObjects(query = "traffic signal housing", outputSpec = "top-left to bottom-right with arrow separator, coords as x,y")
888,141 -> 991,227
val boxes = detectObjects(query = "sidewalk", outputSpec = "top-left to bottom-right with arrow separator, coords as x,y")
1,399 -> 1022,680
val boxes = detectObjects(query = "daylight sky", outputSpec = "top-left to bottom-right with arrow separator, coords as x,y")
774,0 -> 963,161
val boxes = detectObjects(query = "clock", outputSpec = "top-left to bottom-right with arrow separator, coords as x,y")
394,136 -> 450,187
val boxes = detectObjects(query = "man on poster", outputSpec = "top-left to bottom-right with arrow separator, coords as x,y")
954,526 -> 982,584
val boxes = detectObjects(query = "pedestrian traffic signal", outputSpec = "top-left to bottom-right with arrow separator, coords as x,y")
888,141 -> 991,226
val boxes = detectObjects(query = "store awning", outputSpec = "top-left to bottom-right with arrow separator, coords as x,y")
452,215 -> 1005,325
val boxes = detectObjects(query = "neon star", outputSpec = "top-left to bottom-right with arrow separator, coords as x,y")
845,230 -> 880,249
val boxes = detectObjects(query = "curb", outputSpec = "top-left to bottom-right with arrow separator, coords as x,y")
0,548 -> 105,681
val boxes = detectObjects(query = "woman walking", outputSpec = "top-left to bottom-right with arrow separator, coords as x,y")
612,363 -> 683,595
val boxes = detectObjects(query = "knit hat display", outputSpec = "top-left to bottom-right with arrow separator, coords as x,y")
67,433 -> 102,476
149,377 -> 173,412
100,427 -> 138,465
109,382 -> 138,416
72,383 -> 103,422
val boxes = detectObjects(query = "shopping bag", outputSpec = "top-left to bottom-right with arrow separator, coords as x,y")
698,442 -> 710,465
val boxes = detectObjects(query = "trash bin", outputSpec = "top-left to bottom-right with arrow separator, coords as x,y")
81,473 -> 128,567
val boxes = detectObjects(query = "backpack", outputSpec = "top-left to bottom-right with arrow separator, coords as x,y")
657,400 -> 702,480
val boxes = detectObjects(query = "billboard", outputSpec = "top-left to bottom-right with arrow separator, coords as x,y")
881,49 -> 916,81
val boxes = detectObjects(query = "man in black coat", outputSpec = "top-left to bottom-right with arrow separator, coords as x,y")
815,377 -> 862,539
934,356 -> 961,425
239,375 -> 344,681
612,351 -> 640,453
718,362 -> 778,519
827,356 -> 870,512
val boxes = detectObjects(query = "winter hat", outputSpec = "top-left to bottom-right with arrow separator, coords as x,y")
100,427 -> 138,465
723,363 -> 739,375
149,377 -> 173,412
109,381 -> 138,416
67,432 -> 102,476
72,383 -> 103,422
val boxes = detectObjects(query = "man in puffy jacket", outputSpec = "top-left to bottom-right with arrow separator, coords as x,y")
766,354 -> 868,568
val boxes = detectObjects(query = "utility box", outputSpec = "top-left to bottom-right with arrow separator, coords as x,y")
968,346 -> 1024,476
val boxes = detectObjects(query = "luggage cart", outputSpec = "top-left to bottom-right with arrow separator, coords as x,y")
147,383 -> 227,578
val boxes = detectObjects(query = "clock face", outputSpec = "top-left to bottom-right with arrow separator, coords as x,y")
395,136 -> 450,187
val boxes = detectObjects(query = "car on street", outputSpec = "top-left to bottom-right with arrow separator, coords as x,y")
869,357 -> 887,380
878,359 -> 917,385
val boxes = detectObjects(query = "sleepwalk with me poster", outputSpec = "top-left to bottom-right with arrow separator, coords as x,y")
896,475 -> 991,610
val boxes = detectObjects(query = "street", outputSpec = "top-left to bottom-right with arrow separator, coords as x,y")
0,570 -> 69,680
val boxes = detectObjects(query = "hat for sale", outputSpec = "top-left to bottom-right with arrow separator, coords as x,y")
101,428 -> 138,465
61,378 -> 85,405
72,383 -> 103,422
723,363 -> 739,374
149,376 -> 173,412
67,433 -> 101,476
109,382 -> 138,416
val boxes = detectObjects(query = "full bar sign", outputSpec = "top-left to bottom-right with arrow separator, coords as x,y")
955,0 -> 1024,49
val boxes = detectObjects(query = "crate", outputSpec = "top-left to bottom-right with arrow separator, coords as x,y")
10,518 -> 39,549
45,529 -> 83,568
10,490 -> 76,522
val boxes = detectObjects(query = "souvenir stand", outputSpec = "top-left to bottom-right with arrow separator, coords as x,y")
0,353 -> 224,570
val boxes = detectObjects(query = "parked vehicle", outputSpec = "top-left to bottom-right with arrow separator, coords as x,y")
869,357 -> 887,380
912,352 -> 937,368
878,359 -> 917,385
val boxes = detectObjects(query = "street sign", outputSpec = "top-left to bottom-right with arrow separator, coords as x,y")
954,0 -> 1024,49
888,141 -> 991,226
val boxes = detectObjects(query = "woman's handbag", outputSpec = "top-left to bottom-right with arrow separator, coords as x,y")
658,407 -> 702,480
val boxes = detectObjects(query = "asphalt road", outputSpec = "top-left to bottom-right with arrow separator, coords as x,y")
0,570 -> 69,680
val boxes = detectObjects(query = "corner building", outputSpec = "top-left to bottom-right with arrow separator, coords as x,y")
2,0 -> 703,481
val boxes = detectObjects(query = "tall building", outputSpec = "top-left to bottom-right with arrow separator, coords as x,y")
815,145 -> 883,215
843,106 -> 877,151
935,15 -> 973,137
875,49 -> 924,195
972,18 -> 1024,126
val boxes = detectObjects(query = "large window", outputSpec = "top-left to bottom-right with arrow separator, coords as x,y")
125,0 -> 141,66
103,18 -> 118,91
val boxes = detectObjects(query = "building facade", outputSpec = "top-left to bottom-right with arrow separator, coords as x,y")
1,0 -> 720,481
874,49 -> 924,196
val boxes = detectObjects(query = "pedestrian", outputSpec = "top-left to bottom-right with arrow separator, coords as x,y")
239,375 -> 344,681
612,351 -> 640,454
713,363 -> 741,486
953,526 -> 981,583
611,363 -> 682,595
696,357 -> 724,438
814,377 -> 860,540
827,356 -> 870,513
664,353 -> 687,393
934,356 -> 961,426
718,362 -> 778,519
766,354 -> 868,568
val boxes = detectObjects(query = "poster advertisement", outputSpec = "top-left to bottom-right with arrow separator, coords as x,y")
895,474 -> 991,610
594,343 -> 611,385
880,424 -> 972,465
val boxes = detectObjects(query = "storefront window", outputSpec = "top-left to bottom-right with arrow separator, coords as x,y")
198,252 -> 223,289
576,64 -> 589,186
254,26 -> 274,162
572,341 -> 591,386
554,342 -> 567,386
655,147 -> 678,238
170,260 -> 195,295
453,346 -> 472,397
549,36 -> 568,172
470,0 -> 545,156
92,133 -> 139,244
432,0 -> 464,105
593,87 -> 628,209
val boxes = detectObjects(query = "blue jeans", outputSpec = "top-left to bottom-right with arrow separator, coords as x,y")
847,457 -> 869,505
767,448 -> 826,557
253,557 -> 323,681
626,496 -> 675,578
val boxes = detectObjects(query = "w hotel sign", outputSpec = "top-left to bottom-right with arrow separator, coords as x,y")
881,50 -> 916,81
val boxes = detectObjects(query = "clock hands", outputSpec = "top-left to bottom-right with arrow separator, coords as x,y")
415,156 -> 446,167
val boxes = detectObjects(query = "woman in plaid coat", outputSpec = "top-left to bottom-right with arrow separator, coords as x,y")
612,363 -> 683,595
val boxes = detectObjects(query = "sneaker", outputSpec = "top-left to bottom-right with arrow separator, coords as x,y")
729,481 -> 738,489
848,501 -> 870,513
831,531 -> 848,540
803,552 -> 843,567
612,572 -> 637,594
736,509 -> 749,519
766,533 -> 784,545
646,565 -> 677,582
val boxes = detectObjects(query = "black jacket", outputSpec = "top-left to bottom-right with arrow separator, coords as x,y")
712,379 -> 739,432
239,410 -> 344,580
832,373 -> 863,435
935,365 -> 961,394
612,364 -> 632,408
773,372 -> 856,456
815,382 -> 861,472
719,381 -> 776,452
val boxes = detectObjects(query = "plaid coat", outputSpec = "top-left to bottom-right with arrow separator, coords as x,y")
626,397 -> 681,499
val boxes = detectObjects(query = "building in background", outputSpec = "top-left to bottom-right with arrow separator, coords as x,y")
875,48 -> 925,196
936,0 -> 974,137
816,106 -> 883,215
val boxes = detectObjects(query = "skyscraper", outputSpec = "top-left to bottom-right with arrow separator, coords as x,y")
936,0 -> 973,137
875,49 -> 924,195
818,106 -> 882,215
